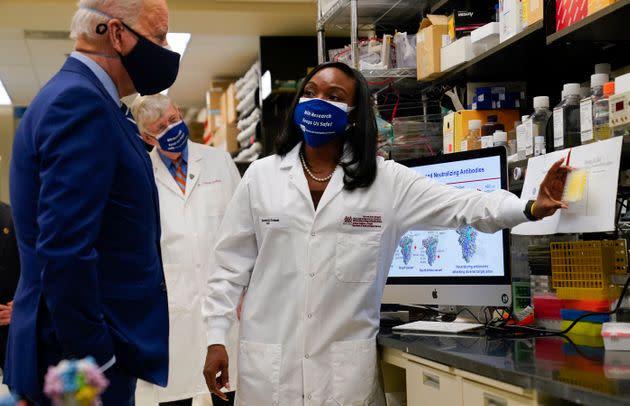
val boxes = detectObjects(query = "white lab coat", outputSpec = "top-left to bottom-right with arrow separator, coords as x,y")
136,141 -> 241,404
205,143 -> 528,406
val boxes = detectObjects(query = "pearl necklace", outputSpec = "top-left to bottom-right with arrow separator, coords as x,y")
299,153 -> 335,183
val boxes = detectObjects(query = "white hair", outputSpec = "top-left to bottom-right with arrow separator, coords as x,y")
131,94 -> 174,134
70,0 -> 143,40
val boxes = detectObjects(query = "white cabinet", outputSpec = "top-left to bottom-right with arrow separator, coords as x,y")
462,379 -> 535,406
405,355 -> 463,405
382,349 -> 538,406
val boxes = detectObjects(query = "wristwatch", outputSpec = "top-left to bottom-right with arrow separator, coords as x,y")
524,200 -> 540,221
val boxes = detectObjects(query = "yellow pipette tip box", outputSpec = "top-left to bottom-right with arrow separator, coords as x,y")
562,169 -> 587,203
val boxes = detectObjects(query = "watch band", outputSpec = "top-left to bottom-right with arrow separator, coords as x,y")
524,200 -> 540,221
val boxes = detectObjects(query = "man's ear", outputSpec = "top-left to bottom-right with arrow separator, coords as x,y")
141,133 -> 158,147
107,19 -> 127,54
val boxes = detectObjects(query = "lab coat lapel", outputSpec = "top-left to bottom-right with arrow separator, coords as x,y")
282,144 -> 315,215
151,148 -> 185,199
314,165 -> 344,214
184,143 -> 202,203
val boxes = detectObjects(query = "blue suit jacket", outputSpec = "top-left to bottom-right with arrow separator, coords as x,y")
5,57 -> 169,399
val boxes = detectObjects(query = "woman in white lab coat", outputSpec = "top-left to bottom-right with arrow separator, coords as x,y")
130,95 -> 241,406
203,62 -> 569,405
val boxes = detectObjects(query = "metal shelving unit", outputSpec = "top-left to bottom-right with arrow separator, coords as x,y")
317,0 -> 425,70
361,67 -> 417,79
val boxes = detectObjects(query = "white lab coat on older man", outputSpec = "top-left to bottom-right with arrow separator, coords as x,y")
136,140 -> 241,405
204,143 -> 529,406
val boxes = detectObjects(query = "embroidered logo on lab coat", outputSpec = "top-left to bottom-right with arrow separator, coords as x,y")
342,214 -> 383,230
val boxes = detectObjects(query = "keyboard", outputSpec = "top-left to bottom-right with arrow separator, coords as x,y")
393,320 -> 484,334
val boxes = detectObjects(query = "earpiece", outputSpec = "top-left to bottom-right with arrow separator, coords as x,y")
95,23 -> 108,35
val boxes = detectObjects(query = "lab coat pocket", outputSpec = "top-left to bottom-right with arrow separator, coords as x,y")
332,337 -> 377,405
237,340 -> 281,405
335,231 -> 381,283
199,180 -> 225,216
163,264 -> 196,313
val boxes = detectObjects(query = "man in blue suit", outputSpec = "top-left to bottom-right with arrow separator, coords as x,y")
5,0 -> 181,403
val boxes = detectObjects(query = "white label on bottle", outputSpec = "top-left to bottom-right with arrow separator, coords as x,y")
553,107 -> 564,148
525,120 -> 534,156
516,125 -> 527,159
580,98 -> 594,142
481,136 -> 494,149
460,140 -> 468,152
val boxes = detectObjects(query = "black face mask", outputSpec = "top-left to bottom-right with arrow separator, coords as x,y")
119,23 -> 181,95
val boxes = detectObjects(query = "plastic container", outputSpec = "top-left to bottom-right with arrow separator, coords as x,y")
463,119 -> 482,151
560,308 -> 610,323
534,136 -> 545,156
550,240 -> 628,300
602,322 -> 630,351
595,63 -> 611,75
582,74 -> 610,144
533,294 -> 563,320
564,298 -> 612,312
516,116 -> 529,160
594,81 -> 615,141
493,130 -> 508,149
507,120 -> 518,155
529,96 -> 551,156
561,320 -> 603,336
553,83 -> 581,151
482,115 -> 505,136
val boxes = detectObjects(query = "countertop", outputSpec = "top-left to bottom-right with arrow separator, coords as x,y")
378,332 -> 630,405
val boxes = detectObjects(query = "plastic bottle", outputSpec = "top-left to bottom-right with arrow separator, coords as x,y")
481,115 -> 504,149
528,96 -> 551,157
516,116 -> 529,160
534,136 -> 545,156
553,83 -> 581,151
493,130 -> 508,149
463,120 -> 482,151
595,63 -> 611,75
507,121 -> 518,156
594,81 -> 614,141
581,74 -> 609,144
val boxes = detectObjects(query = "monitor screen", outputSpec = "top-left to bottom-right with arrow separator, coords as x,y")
389,154 -> 506,280
382,147 -> 512,307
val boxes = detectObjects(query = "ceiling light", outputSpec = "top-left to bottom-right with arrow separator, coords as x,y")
161,33 -> 191,96
0,80 -> 12,106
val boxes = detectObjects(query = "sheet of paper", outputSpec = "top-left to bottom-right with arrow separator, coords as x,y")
512,137 -> 623,235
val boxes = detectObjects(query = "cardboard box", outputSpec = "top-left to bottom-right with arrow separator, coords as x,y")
212,124 -> 239,154
527,0 -> 544,25
416,15 -> 449,80
226,84 -> 238,124
448,10 -> 492,41
588,0 -> 616,15
500,0 -> 523,43
556,0 -> 587,32
471,22 -> 500,52
205,81 -> 231,132
443,109 -> 521,153
440,36 -> 483,72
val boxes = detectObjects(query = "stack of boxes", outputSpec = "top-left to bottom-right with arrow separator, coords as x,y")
556,0 -> 618,32
202,80 -> 239,154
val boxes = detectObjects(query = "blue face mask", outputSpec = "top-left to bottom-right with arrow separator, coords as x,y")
293,98 -> 354,148
152,120 -> 189,153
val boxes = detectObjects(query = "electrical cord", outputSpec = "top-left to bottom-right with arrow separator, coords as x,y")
487,272 -> 630,338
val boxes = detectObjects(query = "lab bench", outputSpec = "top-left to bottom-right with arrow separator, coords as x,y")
378,332 -> 630,405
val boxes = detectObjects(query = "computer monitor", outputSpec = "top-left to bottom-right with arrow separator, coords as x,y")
382,147 -> 513,309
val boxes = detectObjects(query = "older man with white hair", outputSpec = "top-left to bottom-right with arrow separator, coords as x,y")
5,0 -> 179,404
131,95 -> 241,406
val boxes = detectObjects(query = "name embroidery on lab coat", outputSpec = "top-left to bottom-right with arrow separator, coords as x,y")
342,214 -> 383,230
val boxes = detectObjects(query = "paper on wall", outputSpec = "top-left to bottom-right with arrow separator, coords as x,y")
511,136 -> 623,235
